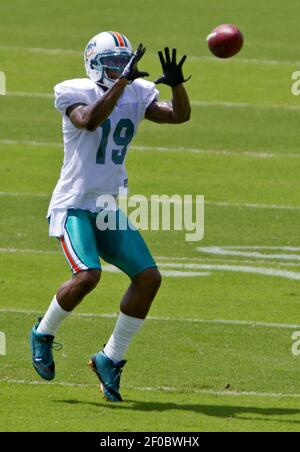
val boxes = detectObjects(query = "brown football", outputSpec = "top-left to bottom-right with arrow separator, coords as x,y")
207,24 -> 244,58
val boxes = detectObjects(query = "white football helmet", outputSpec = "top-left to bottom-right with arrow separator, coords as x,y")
84,31 -> 133,88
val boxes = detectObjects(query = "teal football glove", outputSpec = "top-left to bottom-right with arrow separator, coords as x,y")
120,43 -> 149,83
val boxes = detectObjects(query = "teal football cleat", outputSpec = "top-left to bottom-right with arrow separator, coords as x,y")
89,352 -> 126,402
30,318 -> 62,381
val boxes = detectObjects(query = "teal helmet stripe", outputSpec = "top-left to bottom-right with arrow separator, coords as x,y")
121,34 -> 129,47
108,32 -> 120,46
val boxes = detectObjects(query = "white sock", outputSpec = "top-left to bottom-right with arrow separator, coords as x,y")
36,296 -> 70,336
103,312 -> 144,363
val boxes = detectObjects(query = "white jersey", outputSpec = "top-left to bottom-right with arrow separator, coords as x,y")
47,77 -> 158,236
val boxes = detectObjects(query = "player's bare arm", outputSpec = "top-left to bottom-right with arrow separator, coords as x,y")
145,84 -> 191,124
67,77 -> 128,131
68,43 -> 149,131
145,47 -> 191,124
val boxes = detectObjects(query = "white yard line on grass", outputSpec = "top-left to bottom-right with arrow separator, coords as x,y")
192,100 -> 300,111
6,90 -> 300,112
0,191 -> 49,198
206,200 -> 300,211
1,138 -> 300,160
159,262 -> 300,281
0,45 -> 82,55
158,270 -> 211,277
2,377 -> 300,399
0,139 -> 62,147
0,247 -> 57,254
197,246 -> 300,261
2,246 -> 300,268
2,247 -> 300,277
157,255 -> 300,268
1,190 -> 299,211
132,145 -> 299,159
188,55 -> 300,67
1,45 -> 299,66
3,247 -> 300,268
220,246 -> 300,251
1,307 -> 300,330
7,91 -> 53,99
0,250 -> 205,278
1,188 -> 300,211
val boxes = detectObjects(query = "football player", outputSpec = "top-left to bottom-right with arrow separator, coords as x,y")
30,31 -> 191,402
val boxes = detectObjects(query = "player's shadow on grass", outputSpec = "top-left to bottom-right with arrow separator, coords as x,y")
54,399 -> 300,425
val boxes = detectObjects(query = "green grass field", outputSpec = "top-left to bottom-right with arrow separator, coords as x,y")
1,0 -> 300,432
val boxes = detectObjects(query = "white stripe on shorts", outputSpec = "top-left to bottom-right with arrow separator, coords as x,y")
62,226 -> 89,272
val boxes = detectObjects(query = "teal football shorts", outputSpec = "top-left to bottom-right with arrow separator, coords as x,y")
59,208 -> 157,278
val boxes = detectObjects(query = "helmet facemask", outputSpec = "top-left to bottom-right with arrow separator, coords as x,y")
91,51 -> 132,88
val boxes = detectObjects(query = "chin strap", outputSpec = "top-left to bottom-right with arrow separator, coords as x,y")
96,81 -> 109,91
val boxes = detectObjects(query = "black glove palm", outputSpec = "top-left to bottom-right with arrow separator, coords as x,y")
120,44 -> 149,83
155,47 -> 191,87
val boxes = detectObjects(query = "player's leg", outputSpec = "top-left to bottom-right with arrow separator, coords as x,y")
89,209 -> 161,401
119,267 -> 162,318
30,209 -> 101,381
55,269 -> 101,312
